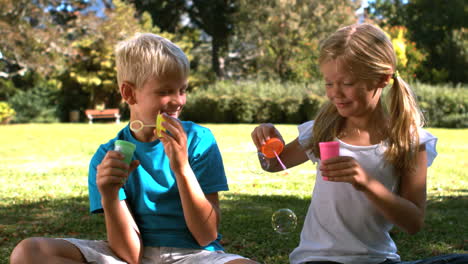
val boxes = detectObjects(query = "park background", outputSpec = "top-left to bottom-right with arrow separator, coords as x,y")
0,0 -> 467,263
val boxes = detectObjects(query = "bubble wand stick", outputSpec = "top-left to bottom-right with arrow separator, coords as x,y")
273,151 -> 290,175
261,138 -> 291,175
130,114 -> 167,137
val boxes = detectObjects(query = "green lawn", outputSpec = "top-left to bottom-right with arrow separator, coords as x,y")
0,124 -> 467,263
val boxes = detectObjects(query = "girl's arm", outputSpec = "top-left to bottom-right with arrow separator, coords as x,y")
366,146 -> 427,234
250,123 -> 309,172
262,138 -> 309,172
322,145 -> 428,234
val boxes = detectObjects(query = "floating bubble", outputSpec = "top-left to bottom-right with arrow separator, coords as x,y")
271,208 -> 297,234
257,152 -> 271,171
243,151 -> 270,175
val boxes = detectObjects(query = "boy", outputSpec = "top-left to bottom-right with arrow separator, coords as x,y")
10,33 -> 256,264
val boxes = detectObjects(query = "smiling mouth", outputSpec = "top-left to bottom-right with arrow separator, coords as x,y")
160,108 -> 182,117
335,102 -> 351,108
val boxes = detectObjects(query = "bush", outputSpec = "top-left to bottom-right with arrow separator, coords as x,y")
414,83 -> 468,128
181,80 -> 326,124
8,81 -> 60,123
0,102 -> 16,123
182,80 -> 467,128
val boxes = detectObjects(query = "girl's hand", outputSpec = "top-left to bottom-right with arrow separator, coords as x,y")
251,123 -> 284,151
96,151 -> 140,199
320,156 -> 372,191
157,114 -> 189,174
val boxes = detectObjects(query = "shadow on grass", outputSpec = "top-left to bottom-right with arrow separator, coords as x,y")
219,193 -> 468,263
0,193 -> 467,264
0,196 -> 106,264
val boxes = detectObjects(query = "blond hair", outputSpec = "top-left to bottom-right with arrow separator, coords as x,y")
115,33 -> 189,89
312,23 -> 424,172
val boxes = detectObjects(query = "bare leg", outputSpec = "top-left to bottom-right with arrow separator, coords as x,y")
10,237 -> 86,264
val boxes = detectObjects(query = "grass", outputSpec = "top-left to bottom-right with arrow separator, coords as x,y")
0,123 -> 467,263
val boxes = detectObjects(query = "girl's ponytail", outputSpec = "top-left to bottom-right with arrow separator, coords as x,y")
386,73 -> 423,171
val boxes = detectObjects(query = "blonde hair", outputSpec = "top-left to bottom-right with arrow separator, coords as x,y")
115,33 -> 189,89
312,23 -> 424,172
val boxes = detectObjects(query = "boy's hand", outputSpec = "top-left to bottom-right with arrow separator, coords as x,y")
157,114 -> 189,174
251,123 -> 285,151
319,156 -> 372,191
96,151 -> 140,199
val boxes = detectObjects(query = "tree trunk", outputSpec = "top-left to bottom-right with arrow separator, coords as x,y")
212,38 -> 225,79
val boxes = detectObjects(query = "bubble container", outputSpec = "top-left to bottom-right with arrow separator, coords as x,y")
261,138 -> 284,158
114,140 -> 136,165
319,141 -> 340,161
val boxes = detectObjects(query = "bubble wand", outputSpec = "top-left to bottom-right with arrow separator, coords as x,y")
129,114 -> 167,137
261,138 -> 291,175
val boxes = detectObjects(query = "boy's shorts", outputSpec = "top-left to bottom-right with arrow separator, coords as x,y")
61,238 -> 251,264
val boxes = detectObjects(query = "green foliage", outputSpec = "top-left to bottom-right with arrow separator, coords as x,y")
0,0 -> 76,77
62,0 -> 198,108
368,0 -> 467,84
182,81 -> 468,128
414,83 -> 468,128
236,0 -> 358,82
7,80 -> 60,123
0,101 -> 15,123
188,0 -> 237,78
132,0 -> 186,33
182,81 -> 326,124
0,78 -> 17,100
385,26 -> 426,82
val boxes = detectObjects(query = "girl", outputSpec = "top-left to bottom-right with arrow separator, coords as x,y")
251,23 -> 468,264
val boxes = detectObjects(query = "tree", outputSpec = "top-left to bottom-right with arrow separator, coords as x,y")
128,0 -> 186,33
236,0 -> 358,82
368,0 -> 467,84
64,0 -> 196,108
0,0 -> 72,79
187,0 -> 238,79
385,25 -> 426,81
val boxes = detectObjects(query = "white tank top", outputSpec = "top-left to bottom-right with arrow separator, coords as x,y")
289,121 -> 438,264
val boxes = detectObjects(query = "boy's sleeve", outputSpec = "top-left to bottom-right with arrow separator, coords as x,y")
88,144 -> 127,213
189,128 -> 229,194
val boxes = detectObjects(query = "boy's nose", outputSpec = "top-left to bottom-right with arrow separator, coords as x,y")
170,93 -> 186,106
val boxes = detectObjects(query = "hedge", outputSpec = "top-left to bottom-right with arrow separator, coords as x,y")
181,81 -> 467,128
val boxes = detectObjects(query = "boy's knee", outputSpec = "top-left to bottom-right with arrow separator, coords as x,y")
10,237 -> 41,263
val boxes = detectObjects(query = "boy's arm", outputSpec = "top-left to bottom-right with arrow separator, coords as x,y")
158,117 -> 222,246
95,151 -> 142,264
175,165 -> 221,246
102,199 -> 143,264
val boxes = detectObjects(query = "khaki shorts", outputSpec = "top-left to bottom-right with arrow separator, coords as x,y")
61,238 -> 251,264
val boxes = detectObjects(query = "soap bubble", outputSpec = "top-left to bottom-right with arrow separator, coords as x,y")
271,208 -> 297,234
245,151 -> 270,175
256,152 -> 271,171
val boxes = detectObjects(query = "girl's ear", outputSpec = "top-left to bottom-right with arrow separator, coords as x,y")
121,81 -> 136,105
377,74 -> 392,89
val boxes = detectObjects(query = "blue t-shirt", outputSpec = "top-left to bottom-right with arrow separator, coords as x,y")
88,121 -> 229,251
